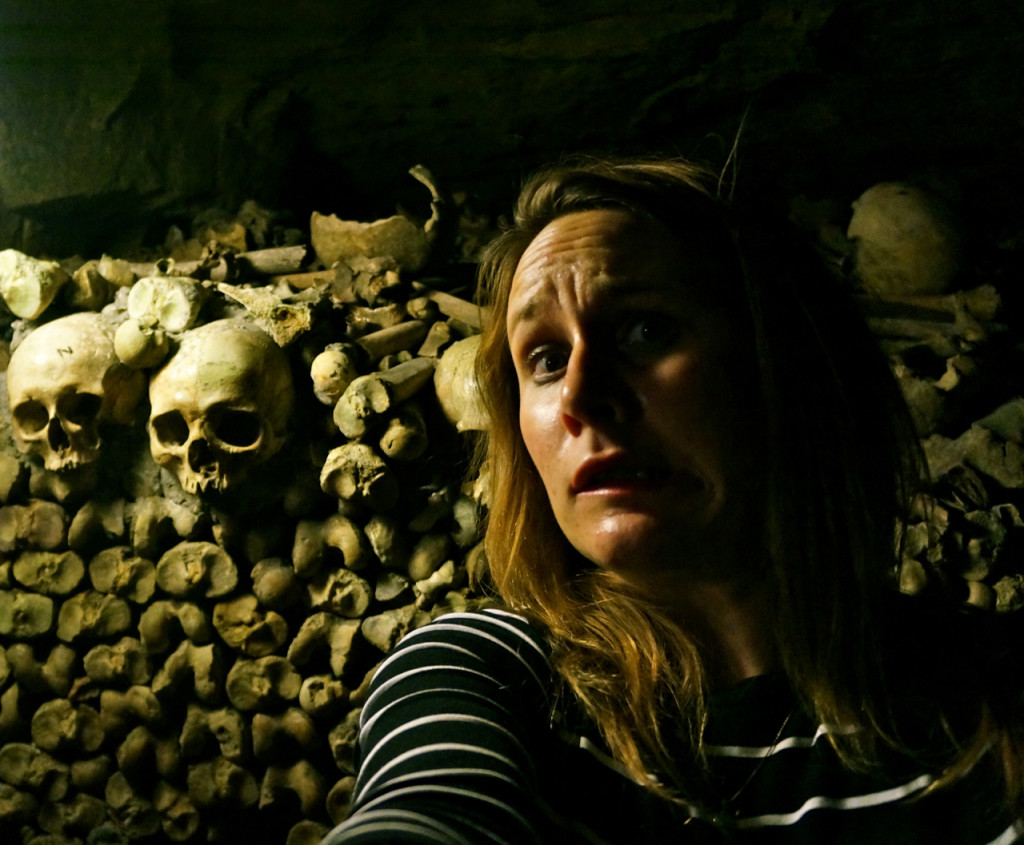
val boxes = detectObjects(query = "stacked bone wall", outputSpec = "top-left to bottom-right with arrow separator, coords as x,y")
0,176 -> 1022,845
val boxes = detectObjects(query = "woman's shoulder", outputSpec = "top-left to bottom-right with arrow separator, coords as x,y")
391,605 -> 550,659
361,606 -> 554,704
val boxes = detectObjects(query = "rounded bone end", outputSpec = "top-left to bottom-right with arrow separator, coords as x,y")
434,334 -> 488,432
114,319 -> 170,369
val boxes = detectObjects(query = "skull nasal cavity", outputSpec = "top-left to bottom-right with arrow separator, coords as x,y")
47,418 -> 70,449
209,409 -> 262,448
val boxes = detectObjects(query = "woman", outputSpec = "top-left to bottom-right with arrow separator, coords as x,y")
323,157 -> 1024,843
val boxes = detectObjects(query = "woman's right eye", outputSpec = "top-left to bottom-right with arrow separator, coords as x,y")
524,346 -> 569,380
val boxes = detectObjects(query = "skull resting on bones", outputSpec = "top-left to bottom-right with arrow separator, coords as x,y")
147,319 -> 294,495
6,313 -> 145,471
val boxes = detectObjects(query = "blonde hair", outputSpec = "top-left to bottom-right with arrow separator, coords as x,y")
473,155 -> 1021,810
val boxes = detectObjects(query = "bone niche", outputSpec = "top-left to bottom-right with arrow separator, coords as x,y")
6,312 -> 145,471
147,318 -> 295,495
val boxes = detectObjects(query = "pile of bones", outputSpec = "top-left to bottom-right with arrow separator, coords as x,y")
0,169 -> 1020,844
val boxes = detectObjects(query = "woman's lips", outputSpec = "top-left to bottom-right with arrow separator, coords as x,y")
571,453 -> 672,493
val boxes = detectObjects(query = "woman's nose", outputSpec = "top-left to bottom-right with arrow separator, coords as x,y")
559,345 -> 633,434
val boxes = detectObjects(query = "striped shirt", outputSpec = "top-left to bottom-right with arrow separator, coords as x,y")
322,608 -> 1021,844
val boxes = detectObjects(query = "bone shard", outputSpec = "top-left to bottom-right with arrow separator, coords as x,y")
251,557 -> 302,610
83,636 -> 151,686
287,613 -> 361,678
332,356 -> 436,439
0,743 -> 70,802
56,591 -> 132,642
0,590 -> 55,639
307,569 -> 373,619
187,756 -> 259,809
138,599 -> 213,654
68,498 -> 126,550
127,275 -> 205,333
435,333 -> 487,432
379,402 -> 429,461
0,500 -> 69,553
252,707 -> 317,762
89,545 -> 156,603
320,443 -> 399,512
310,165 -> 442,273
105,770 -> 161,838
30,699 -> 104,754
180,704 -> 249,763
12,550 -> 85,595
298,674 -> 348,719
151,640 -> 224,705
310,345 -> 361,406
225,656 -> 302,711
156,541 -> 238,599
260,760 -> 326,816
212,594 -> 289,657
0,249 -> 70,319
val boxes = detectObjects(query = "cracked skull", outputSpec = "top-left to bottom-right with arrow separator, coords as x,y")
147,319 -> 294,495
6,313 -> 145,471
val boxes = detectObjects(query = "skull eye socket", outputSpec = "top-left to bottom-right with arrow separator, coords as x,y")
56,392 -> 102,425
208,408 -> 262,448
13,400 -> 49,434
151,411 -> 190,446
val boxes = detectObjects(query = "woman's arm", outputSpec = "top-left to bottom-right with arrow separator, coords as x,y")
322,609 -> 553,844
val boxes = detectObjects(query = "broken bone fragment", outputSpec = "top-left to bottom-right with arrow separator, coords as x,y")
287,613 -> 361,677
320,443 -> 399,511
847,182 -> 961,297
0,590 -> 55,639
310,166 -> 443,272
225,656 -> 302,711
127,274 -> 205,333
114,318 -> 170,369
30,698 -> 105,754
435,334 -> 487,432
156,541 -> 239,599
216,279 -> 316,346
0,249 -> 70,319
83,636 -> 152,686
138,599 -> 213,653
12,550 -> 85,595
212,594 -> 289,657
56,591 -> 133,642
89,545 -> 157,603
151,640 -> 224,705
332,355 -> 436,439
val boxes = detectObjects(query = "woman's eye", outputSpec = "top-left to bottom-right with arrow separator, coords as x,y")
616,315 -> 677,353
525,346 -> 568,379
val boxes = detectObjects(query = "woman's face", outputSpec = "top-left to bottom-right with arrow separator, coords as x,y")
507,208 -> 757,579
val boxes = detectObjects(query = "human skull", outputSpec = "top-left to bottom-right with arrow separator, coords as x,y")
6,313 -> 145,471
147,319 -> 294,495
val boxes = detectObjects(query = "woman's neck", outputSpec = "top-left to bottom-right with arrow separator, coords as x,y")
613,570 -> 778,688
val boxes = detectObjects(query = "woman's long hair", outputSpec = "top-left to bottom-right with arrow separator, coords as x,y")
472,155 -> 1020,808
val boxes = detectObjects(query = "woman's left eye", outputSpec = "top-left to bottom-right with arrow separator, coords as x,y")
616,314 -> 677,353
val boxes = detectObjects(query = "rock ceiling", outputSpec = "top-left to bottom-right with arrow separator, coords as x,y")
0,0 -> 1021,255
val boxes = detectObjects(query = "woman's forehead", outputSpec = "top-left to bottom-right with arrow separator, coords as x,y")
509,209 -> 730,316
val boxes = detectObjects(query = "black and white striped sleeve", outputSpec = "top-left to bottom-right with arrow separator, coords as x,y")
321,608 -> 553,844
